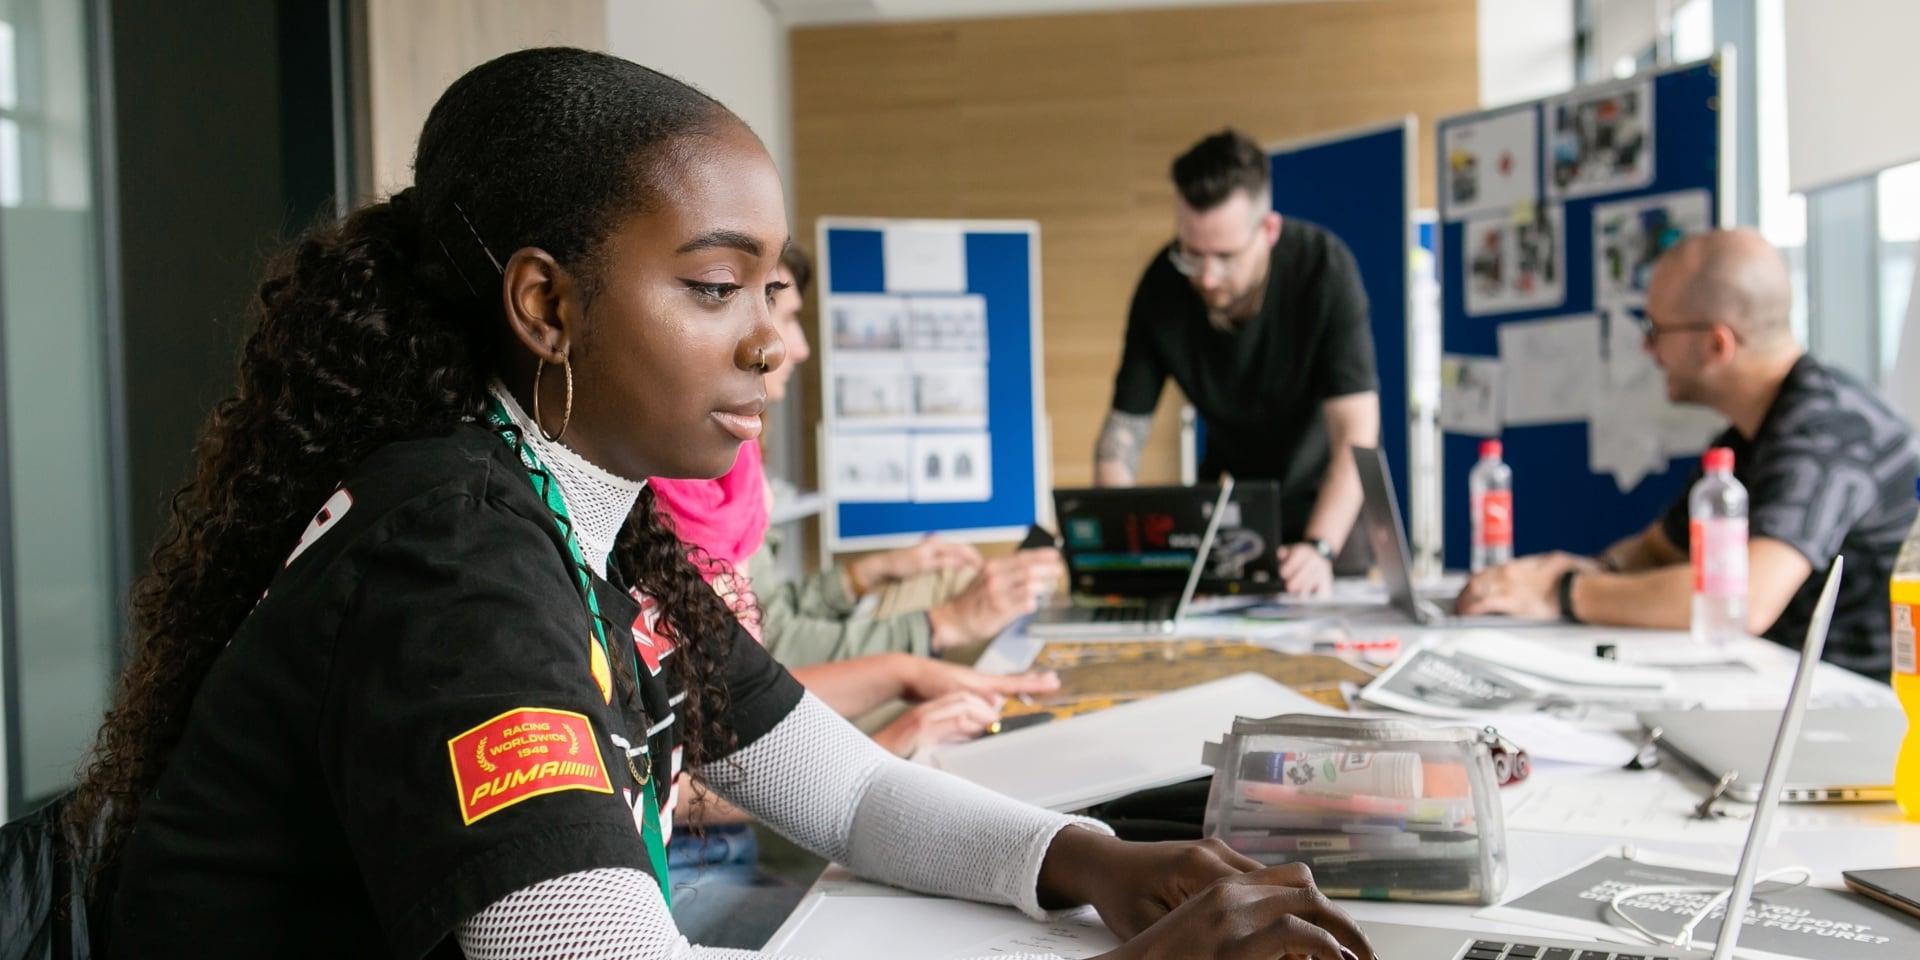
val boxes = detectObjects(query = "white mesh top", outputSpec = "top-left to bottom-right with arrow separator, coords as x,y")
488,381 -> 645,579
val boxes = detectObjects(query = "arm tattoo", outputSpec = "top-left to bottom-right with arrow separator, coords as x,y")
1094,410 -> 1153,474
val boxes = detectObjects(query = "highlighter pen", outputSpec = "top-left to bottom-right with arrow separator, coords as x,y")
985,713 -> 1054,736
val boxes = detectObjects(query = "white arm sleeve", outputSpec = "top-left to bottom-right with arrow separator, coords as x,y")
699,693 -> 1113,919
455,867 -> 1068,960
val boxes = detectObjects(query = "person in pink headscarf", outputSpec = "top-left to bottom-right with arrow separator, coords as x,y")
653,245 -> 1064,757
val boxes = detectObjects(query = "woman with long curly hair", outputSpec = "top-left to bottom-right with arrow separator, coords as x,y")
74,47 -> 1374,960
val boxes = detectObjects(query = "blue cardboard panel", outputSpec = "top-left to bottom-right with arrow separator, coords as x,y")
825,226 -> 1040,543
1437,62 -> 1721,569
1268,124 -> 1413,535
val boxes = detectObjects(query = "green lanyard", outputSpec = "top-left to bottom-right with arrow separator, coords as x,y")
483,396 -> 672,908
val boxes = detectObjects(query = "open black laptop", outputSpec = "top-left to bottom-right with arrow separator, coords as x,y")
1026,479 -> 1242,638
1053,479 -> 1283,596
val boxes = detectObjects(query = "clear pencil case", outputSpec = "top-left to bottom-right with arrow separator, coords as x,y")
1200,713 -> 1509,904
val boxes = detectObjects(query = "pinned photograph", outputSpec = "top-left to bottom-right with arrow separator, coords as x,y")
834,369 -> 913,427
1441,107 -> 1539,221
830,294 -> 908,351
907,294 -> 988,353
912,363 -> 988,426
1592,188 -> 1711,307
1438,354 -> 1503,436
911,431 -> 992,503
831,432 -> 912,502
1546,82 -> 1654,199
1463,206 -> 1565,316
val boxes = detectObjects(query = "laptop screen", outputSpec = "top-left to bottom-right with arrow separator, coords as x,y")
1052,481 -> 1282,596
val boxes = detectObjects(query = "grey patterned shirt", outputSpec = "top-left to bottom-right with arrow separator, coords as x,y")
1661,356 -> 1920,676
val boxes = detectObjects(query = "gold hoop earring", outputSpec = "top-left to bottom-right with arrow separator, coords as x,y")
532,356 -> 573,442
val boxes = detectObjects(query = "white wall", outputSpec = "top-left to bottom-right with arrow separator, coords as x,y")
1783,0 -> 1920,193
1476,0 -> 1575,108
607,1 -> 792,195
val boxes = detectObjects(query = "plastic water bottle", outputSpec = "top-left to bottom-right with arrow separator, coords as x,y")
1890,477 -> 1920,820
1689,447 -> 1748,646
1469,439 -> 1514,572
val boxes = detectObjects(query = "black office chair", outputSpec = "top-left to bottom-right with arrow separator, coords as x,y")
0,793 -> 103,960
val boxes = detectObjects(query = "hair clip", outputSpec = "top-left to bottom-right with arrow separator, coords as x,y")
452,200 -> 505,276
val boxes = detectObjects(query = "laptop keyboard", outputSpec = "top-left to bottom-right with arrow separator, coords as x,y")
1465,942 -> 1659,960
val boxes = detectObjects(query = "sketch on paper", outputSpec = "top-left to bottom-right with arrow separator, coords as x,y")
832,432 -> 913,502
1464,207 -> 1565,316
1498,314 -> 1601,426
1439,354 -> 1503,436
830,294 -> 908,351
1441,107 -> 1539,221
907,294 -> 988,353
912,432 -> 992,503
913,364 -> 988,426
835,369 -> 913,426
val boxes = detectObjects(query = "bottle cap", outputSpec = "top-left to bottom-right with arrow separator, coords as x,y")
1704,447 -> 1734,472
1480,439 -> 1502,460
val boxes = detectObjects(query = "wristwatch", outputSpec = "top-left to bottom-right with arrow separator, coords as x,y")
1309,538 -> 1335,562
1557,569 -> 1581,623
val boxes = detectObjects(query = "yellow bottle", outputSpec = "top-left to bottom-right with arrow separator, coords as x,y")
1893,477 -> 1920,820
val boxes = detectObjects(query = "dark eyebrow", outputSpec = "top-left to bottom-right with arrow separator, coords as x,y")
676,229 -> 763,257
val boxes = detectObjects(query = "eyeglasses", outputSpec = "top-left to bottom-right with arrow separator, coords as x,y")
1633,312 -> 1732,347
1167,224 -> 1264,278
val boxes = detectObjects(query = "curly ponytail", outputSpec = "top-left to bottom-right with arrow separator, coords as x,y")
69,47 -> 747,873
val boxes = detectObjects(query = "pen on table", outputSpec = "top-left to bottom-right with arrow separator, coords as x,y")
985,712 -> 1054,736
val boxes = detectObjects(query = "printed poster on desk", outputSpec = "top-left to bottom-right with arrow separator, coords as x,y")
1463,206 -> 1564,316
1441,106 -> 1539,221
1359,645 -> 1679,721
1480,850 -> 1920,960
1546,81 -> 1655,200
1593,188 -> 1712,307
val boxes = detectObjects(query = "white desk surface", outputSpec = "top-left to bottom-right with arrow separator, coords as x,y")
765,581 -> 1917,958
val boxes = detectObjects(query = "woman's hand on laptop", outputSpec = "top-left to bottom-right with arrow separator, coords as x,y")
1037,831 -> 1375,960
927,548 -> 1066,650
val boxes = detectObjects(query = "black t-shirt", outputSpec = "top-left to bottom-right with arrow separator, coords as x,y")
1111,219 -> 1377,539
110,424 -> 804,958
1659,357 -> 1920,676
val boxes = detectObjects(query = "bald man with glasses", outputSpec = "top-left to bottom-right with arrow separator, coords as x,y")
1096,129 -> 1381,596
1457,228 -> 1920,676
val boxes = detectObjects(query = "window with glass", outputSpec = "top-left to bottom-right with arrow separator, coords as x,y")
0,0 -> 117,815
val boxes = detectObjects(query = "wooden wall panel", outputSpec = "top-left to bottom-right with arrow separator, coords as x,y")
792,0 -> 1478,491
364,0 -> 606,198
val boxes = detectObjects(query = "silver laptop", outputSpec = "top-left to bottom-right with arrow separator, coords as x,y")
1352,445 -> 1550,627
1026,477 -> 1233,638
1637,707 -> 1904,803
1352,558 -> 1846,960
